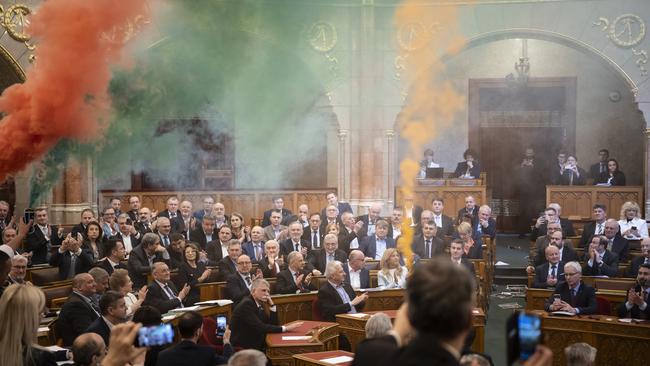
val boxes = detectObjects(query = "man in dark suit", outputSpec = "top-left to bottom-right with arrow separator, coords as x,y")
217,239 -> 241,281
456,195 -> 479,225
134,207 -> 154,236
317,260 -> 367,322
579,204 -> 608,248
86,290 -> 127,345
70,208 -> 96,239
603,219 -> 630,261
532,246 -> 565,288
532,229 -> 578,267
618,264 -> 650,319
95,238 -> 127,275
49,234 -> 95,280
411,221 -> 444,259
302,213 -> 325,249
582,235 -> 619,277
259,240 -> 286,278
589,149 -> 609,180
126,196 -> 141,222
143,262 -> 190,314
475,205 -> 497,239
192,195 -> 214,224
454,149 -> 481,178
127,232 -> 169,289
356,203 -> 391,239
114,213 -> 142,255
280,221 -> 311,259
261,196 -> 292,227
530,205 -> 575,241
158,310 -> 233,366
25,207 -> 64,264
205,225 -> 233,265
225,254 -> 263,305
411,209 -> 433,237
57,273 -> 101,346
449,239 -> 475,275
321,191 -> 353,218
627,238 -> 650,277
230,278 -> 302,351
343,250 -> 370,289
157,197 -> 185,234
545,261 -> 598,315
189,215 -> 218,250
338,212 -> 364,254
276,251 -> 317,294
310,234 -> 348,273
359,220 -> 396,260
431,198 -> 455,238
242,226 -> 266,262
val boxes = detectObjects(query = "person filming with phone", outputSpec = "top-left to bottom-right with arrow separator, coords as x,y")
544,261 -> 597,315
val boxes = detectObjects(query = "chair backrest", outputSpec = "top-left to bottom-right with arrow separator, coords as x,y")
30,267 -> 60,286
595,296 -> 611,315
311,298 -> 322,321
42,285 -> 73,309
369,270 -> 379,288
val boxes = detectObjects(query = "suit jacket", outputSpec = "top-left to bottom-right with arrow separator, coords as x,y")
261,208 -> 293,228
432,214 -> 455,239
217,257 -> 238,281
177,261 -> 207,306
454,161 -> 481,179
49,248 -> 95,281
582,250 -> 619,277
310,249 -> 348,273
531,218 -> 576,241
57,292 -> 100,346
25,224 -> 63,265
545,281 -> 597,315
142,280 -> 184,314
590,162 -> 607,180
411,235 -> 444,259
320,202 -> 354,219
134,221 -> 154,236
158,340 -> 233,366
343,262 -> 370,289
355,215 -> 393,239
596,171 -> 626,186
533,262 -> 565,289
359,236 -> 396,260
127,245 -> 168,289
86,316 -> 111,346
456,206 -> 479,226
388,332 -> 461,366
627,256 -> 649,278
608,235 -> 630,261
94,258 -> 127,276
533,240 -> 577,267
279,238 -> 312,258
351,335 -> 399,366
474,217 -> 497,239
559,167 -> 587,185
580,221 -> 603,248
275,268 -> 317,294
338,227 -> 359,254
70,223 -> 88,240
189,227 -> 219,250
263,224 -> 287,241
230,295 -> 283,351
259,256 -> 287,278
127,209 -> 139,222
242,241 -> 266,262
225,272 -> 251,305
617,287 -> 650,319
205,240 -> 225,265
302,227 -> 326,249
317,281 -> 365,322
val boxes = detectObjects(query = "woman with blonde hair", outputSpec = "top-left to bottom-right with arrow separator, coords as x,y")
456,222 -> 482,259
618,201 -> 648,238
0,284 -> 56,365
377,248 -> 408,289
326,222 -> 339,236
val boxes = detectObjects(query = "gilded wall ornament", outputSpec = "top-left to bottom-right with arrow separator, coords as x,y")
396,22 -> 428,52
308,21 -> 337,53
594,14 -> 646,48
2,4 -> 31,43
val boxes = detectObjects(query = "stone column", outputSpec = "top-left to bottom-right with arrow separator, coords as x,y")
637,99 -> 650,215
337,129 -> 350,201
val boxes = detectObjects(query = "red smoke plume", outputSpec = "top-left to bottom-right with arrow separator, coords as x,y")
0,0 -> 148,180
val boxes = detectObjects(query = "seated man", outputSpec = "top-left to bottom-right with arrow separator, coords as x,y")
157,310 -> 233,366
205,225 -> 233,265
603,219 -> 630,261
475,205 -> 497,239
338,212 -> 363,253
279,221 -> 311,259
449,239 -> 475,276
217,239 -> 242,281
114,213 -> 141,254
457,195 -> 479,226
259,240 -> 286,278
431,198 -> 454,238
263,209 -> 287,241
310,234 -> 347,274
142,262 -> 190,313
617,263 -> 650,319
532,246 -> 564,289
49,233 -> 94,280
302,213 -> 324,249
533,228 -> 577,267
189,215 -> 218,251
95,238 -> 127,275
57,273 -> 101,346
276,251 -> 317,294
317,260 -> 368,322
230,278 -> 302,351
628,237 -> 650,277
6,254 -> 29,285
86,290 -> 128,345
225,254 -> 263,305
582,235 -> 619,277
127,232 -> 170,289
71,333 -> 105,366
356,203 -> 386,238
411,220 -> 443,259
545,261 -> 597,315
261,197 -> 292,228
343,250 -> 370,289
580,204 -> 607,248
359,220 -> 396,260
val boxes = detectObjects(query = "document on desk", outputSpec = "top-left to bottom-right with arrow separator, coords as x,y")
320,355 -> 354,364
170,305 -> 200,312
346,313 -> 369,318
282,335 -> 312,341
195,299 -> 233,306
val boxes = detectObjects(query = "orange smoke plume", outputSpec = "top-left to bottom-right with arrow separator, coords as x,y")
0,0 -> 148,180
394,1 -> 467,267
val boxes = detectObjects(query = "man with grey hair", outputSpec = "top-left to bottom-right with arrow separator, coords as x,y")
143,262 -> 190,313
72,332 -> 107,366
603,218 -> 630,261
227,349 -> 267,366
127,232 -> 170,289
476,205 -> 496,239
310,233 -> 348,273
545,261 -> 597,315
6,254 -> 28,284
365,312 -> 392,339
357,202 -> 389,238
276,251 -> 316,294
88,267 -> 110,306
317,260 -> 367,322
564,342 -> 597,366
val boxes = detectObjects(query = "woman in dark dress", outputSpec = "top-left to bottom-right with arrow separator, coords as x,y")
82,221 -> 104,262
597,158 -> 626,186
177,242 -> 212,305
454,148 -> 481,178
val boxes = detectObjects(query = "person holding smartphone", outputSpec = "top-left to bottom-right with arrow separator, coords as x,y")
544,261 -> 597,315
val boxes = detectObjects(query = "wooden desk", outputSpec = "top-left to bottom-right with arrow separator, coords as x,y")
395,184 -> 487,219
531,310 -> 650,366
266,321 -> 339,366
546,185 -> 643,219
335,308 -> 485,353
162,304 -> 232,327
526,288 -> 626,316
293,351 -> 354,366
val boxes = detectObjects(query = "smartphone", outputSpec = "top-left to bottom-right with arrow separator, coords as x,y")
553,294 -> 561,302
24,208 -> 35,223
507,311 -> 542,365
215,315 -> 227,337
632,226 -> 637,231
135,324 -> 174,347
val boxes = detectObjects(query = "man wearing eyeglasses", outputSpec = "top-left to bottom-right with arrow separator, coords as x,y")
545,261 -> 597,315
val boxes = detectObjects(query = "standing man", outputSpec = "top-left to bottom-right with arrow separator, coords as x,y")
431,198 -> 454,238
279,221 -> 310,258
193,196 -> 215,224
57,273 -> 101,346
302,213 -> 324,249
115,213 -> 141,254
158,196 -> 184,234
71,208 -> 96,239
25,207 -> 64,264
126,196 -> 141,222
589,149 -> 610,180
321,191 -> 353,218
456,196 -> 479,226
261,196 -> 292,227
259,240 -> 285,278
189,215 -> 218,250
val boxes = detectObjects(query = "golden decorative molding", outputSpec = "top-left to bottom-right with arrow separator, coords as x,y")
594,14 -> 647,77
0,3 -> 35,53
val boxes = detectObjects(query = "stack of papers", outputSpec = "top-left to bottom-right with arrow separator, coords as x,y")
321,355 -> 354,364
282,336 -> 312,341
195,299 -> 234,306
170,305 -> 200,313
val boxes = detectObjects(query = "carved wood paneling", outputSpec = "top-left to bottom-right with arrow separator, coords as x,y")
395,185 -> 487,218
546,186 -> 643,219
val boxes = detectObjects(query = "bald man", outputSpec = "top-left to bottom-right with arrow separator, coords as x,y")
57,273 -> 101,346
72,333 -> 107,366
533,246 -> 564,288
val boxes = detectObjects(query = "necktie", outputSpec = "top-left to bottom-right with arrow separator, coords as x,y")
607,240 -> 613,251
570,288 -> 576,306
569,171 -> 574,185
245,276 -> 251,287
312,231 -> 318,247
163,236 -> 169,246
170,212 -> 176,218
596,223 -> 603,235
328,254 -> 334,263
295,243 -> 300,252
163,285 -> 175,299
425,240 -> 431,258
550,264 -> 556,278
67,253 -> 77,279
255,245 -> 262,261
337,285 -> 356,313
600,163 -> 605,173
644,258 -> 649,265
